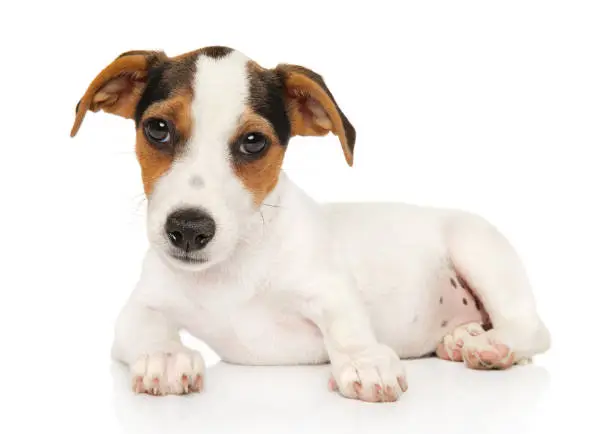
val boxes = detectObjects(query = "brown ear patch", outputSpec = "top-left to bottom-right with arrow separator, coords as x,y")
71,51 -> 166,137
91,73 -> 145,118
231,110 -> 287,206
276,64 -> 356,166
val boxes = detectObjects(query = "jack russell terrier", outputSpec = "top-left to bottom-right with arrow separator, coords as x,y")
70,46 -> 551,403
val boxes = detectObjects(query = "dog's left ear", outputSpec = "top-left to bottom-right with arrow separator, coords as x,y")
275,64 -> 356,166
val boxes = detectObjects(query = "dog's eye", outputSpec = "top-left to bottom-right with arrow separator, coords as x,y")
143,118 -> 174,148
239,132 -> 268,155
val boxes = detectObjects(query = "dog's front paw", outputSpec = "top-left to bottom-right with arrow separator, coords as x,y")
329,344 -> 407,403
130,350 -> 205,396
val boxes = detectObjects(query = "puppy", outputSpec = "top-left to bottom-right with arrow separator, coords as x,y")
71,46 -> 550,403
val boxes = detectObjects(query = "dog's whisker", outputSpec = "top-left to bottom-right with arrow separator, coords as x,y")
129,193 -> 147,202
128,194 -> 148,214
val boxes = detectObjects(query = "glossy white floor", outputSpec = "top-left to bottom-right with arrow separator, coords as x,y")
113,354 -> 554,434
112,349 -> 559,434
6,329 -> 602,434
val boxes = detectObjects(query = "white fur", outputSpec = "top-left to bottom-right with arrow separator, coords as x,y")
111,51 -> 551,402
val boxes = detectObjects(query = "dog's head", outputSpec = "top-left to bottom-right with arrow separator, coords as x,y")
71,46 -> 355,271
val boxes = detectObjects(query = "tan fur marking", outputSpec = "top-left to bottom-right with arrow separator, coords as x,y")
136,130 -> 174,197
231,110 -> 286,206
137,93 -> 193,196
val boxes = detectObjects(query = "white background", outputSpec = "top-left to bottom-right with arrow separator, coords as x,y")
1,1 -> 610,433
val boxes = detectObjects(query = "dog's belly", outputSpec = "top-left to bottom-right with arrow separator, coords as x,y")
180,270 -> 486,365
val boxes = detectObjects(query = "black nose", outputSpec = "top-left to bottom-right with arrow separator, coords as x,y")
165,208 -> 216,252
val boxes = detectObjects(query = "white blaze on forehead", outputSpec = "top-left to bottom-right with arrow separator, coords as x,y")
145,50 -> 256,268
191,51 -> 250,147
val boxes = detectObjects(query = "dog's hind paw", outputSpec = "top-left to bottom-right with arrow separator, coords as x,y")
436,322 -> 519,370
436,322 -> 485,362
460,331 -> 515,370
130,350 -> 205,396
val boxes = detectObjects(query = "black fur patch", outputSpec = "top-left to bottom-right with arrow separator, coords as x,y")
134,63 -> 170,126
200,46 -> 233,59
249,68 -> 291,146
133,54 -> 198,126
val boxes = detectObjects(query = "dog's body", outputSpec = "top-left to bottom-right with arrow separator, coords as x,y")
72,47 -> 550,402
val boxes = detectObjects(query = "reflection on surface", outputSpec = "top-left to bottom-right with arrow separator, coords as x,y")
112,358 -> 550,434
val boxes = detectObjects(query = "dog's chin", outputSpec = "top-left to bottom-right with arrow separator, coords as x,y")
163,252 -> 212,272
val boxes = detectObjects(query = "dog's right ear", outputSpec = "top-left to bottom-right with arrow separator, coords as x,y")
70,50 -> 167,137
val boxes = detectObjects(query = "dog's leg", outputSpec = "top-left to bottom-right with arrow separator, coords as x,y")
111,296 -> 204,395
445,213 -> 551,368
305,274 -> 408,403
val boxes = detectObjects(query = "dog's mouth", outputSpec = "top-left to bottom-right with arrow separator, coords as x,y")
168,253 -> 208,265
